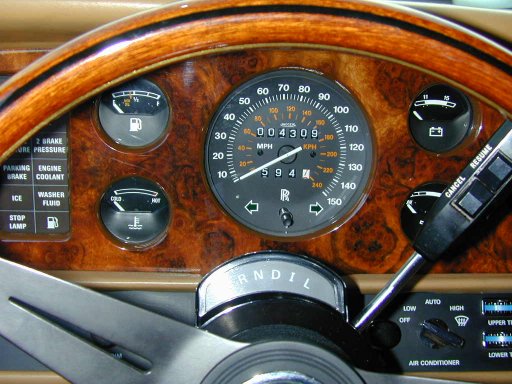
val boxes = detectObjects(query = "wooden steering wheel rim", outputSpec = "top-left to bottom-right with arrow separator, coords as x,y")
0,0 -> 511,164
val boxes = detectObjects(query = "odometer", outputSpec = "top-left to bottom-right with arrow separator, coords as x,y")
205,69 -> 374,238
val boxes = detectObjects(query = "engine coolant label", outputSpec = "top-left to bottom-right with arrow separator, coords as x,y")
0,117 -> 70,238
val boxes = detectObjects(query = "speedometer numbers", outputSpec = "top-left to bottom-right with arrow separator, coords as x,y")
205,69 -> 374,238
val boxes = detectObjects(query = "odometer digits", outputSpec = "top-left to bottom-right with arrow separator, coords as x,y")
205,69 -> 374,238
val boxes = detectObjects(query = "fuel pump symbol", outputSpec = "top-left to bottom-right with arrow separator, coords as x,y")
47,216 -> 59,230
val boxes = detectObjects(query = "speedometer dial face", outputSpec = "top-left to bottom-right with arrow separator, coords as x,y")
205,69 -> 374,238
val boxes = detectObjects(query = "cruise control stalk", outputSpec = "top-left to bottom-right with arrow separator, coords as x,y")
352,120 -> 512,332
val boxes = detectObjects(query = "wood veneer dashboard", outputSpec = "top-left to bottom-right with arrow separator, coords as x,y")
0,2 -> 511,383
0,47 -> 510,275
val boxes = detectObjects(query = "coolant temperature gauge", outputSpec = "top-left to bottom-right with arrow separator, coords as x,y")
409,84 -> 473,153
100,176 -> 171,248
400,182 -> 447,242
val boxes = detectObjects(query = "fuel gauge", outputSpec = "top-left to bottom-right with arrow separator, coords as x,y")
98,78 -> 170,148
409,84 -> 473,153
100,176 -> 171,248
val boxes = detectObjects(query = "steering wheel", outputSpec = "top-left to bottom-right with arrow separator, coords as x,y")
0,1 -> 511,383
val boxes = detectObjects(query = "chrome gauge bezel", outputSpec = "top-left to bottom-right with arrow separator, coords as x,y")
407,83 -> 479,155
204,68 -> 375,239
96,77 -> 171,152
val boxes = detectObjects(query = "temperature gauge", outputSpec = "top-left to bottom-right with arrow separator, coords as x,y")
98,78 -> 170,148
400,182 -> 447,242
100,176 -> 171,248
409,84 -> 473,153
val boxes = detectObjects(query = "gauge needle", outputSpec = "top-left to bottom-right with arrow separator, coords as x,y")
406,200 -> 417,214
237,146 -> 303,182
412,110 -> 423,121
112,100 -> 124,114
113,201 -> 125,212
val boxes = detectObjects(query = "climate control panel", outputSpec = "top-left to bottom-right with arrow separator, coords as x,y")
374,292 -> 512,372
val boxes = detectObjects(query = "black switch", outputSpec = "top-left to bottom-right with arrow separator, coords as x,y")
420,319 -> 465,349
478,154 -> 512,192
457,179 -> 493,217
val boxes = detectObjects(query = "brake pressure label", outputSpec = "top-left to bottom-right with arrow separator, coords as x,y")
0,116 -> 70,238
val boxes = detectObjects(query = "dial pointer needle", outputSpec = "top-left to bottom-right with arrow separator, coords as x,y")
113,201 -> 125,212
237,146 -> 303,182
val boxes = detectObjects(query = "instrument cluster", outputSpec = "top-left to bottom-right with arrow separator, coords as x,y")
93,67 -> 478,245
0,63 -> 479,242
0,49 -> 505,275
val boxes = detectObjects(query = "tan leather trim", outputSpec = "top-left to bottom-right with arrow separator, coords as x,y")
0,0 -> 510,49
0,372 -> 67,384
396,2 -> 512,43
411,372 -> 512,383
47,270 -> 202,291
44,271 -> 512,293
1,369 -> 512,383
0,0 -> 168,49
350,273 -> 512,294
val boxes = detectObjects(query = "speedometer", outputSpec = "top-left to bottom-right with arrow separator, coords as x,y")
205,69 -> 374,238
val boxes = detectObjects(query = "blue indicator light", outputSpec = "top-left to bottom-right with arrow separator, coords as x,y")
485,335 -> 512,343
483,333 -> 512,348
482,299 -> 512,315
484,304 -> 512,312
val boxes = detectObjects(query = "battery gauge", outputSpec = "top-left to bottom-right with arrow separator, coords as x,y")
98,78 -> 170,148
409,84 -> 473,153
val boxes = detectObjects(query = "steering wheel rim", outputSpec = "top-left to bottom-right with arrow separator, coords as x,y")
0,0 -> 511,163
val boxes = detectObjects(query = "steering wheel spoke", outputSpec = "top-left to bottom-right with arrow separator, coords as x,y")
0,258 -> 245,384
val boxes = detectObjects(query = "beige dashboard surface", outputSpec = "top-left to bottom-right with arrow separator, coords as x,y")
0,0 -> 510,49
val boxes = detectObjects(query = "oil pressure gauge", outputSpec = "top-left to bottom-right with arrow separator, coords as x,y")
98,78 -> 170,148
100,176 -> 170,248
409,84 -> 473,153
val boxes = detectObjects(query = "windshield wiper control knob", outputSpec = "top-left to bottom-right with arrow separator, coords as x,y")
352,120 -> 512,332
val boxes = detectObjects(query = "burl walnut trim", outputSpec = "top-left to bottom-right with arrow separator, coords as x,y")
0,1 -> 510,274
